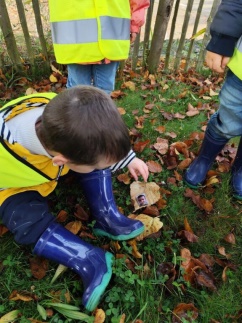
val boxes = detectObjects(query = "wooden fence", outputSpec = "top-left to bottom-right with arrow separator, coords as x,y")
0,0 -> 221,74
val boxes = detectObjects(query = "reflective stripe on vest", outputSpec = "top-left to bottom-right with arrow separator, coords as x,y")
48,0 -> 131,64
51,17 -> 130,44
228,36 -> 242,80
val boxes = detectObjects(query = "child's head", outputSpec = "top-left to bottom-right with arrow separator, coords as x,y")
37,86 -> 131,168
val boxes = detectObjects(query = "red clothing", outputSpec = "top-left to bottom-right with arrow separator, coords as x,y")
81,0 -> 150,65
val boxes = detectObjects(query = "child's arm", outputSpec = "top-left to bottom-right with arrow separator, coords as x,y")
109,150 -> 149,182
130,0 -> 150,33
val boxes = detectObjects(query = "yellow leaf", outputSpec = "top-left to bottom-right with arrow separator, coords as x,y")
0,310 -> 20,323
49,74 -> 58,83
94,308 -> 105,323
50,63 -> 63,75
134,214 -> 163,241
128,239 -> 142,258
190,28 -> 206,39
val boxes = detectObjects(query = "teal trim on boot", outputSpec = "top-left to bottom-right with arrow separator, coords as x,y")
93,225 -> 144,241
34,223 -> 114,311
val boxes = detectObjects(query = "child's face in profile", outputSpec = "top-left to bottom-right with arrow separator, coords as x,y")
66,158 -> 116,173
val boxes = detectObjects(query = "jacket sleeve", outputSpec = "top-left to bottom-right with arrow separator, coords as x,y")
206,0 -> 242,56
130,0 -> 150,33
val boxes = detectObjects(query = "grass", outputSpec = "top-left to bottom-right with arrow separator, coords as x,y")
0,67 -> 242,323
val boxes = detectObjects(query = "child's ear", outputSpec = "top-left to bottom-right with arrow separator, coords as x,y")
52,154 -> 68,166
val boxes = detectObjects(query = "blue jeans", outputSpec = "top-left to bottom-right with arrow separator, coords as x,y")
208,69 -> 242,140
66,62 -> 119,94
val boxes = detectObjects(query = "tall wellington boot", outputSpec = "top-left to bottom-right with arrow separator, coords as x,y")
231,137 -> 242,200
78,169 -> 144,240
184,132 -> 228,188
33,222 -> 113,311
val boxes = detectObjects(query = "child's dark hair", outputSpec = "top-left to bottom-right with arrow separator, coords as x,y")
37,86 -> 131,165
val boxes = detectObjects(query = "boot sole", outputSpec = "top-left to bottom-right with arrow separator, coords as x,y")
93,225 -> 145,241
84,252 -> 113,311
183,180 -> 201,189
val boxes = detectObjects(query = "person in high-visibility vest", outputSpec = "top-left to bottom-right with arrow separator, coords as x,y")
48,0 -> 150,94
184,0 -> 242,200
0,86 -> 149,311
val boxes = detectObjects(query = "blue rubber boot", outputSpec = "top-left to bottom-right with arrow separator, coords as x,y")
184,132 -> 228,188
231,137 -> 242,200
33,222 -> 113,311
78,169 -> 144,240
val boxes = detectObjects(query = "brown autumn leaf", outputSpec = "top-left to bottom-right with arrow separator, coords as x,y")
174,112 -> 186,119
56,210 -> 68,223
198,254 -> 215,270
134,116 -> 145,129
128,239 -> 142,258
123,81 -> 136,91
142,205 -> 160,217
186,103 -> 199,117
30,256 -> 48,280
146,160 -> 162,173
165,132 -> 177,139
217,246 -> 231,259
174,170 -> 183,181
177,158 -> 192,170
224,232 -> 236,244
117,173 -> 131,185
133,139 -> 150,153
9,290 -> 35,302
153,138 -> 169,155
155,125 -> 166,133
65,221 -> 82,234
170,141 -> 189,157
222,265 -> 229,282
130,214 -> 163,241
172,303 -> 198,323
184,188 -> 214,212
184,217 -> 193,233
117,107 -> 126,115
195,269 -> 217,291
177,230 -> 199,243
110,90 -> 126,99
74,204 -> 90,221
0,224 -> 8,237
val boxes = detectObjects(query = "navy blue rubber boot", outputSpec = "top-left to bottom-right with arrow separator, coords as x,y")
78,169 -> 144,240
184,132 -> 228,188
33,223 -> 113,311
231,137 -> 242,200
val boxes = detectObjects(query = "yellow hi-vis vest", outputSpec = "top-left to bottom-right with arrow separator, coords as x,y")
49,0 -> 131,64
0,93 -> 69,204
228,36 -> 242,80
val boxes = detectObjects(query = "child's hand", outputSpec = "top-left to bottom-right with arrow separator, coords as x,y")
127,157 -> 149,182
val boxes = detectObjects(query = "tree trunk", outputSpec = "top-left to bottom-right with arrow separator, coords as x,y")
164,0 -> 180,71
184,0 -> 205,71
0,0 -> 23,70
142,0 -> 155,68
147,0 -> 174,74
16,0 -> 35,65
173,0 -> 195,71
131,32 -> 141,71
32,0 -> 48,62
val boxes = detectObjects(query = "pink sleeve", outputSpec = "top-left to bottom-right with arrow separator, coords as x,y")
130,0 -> 150,33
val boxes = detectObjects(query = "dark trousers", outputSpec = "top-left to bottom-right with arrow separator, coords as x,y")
0,191 -> 55,245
